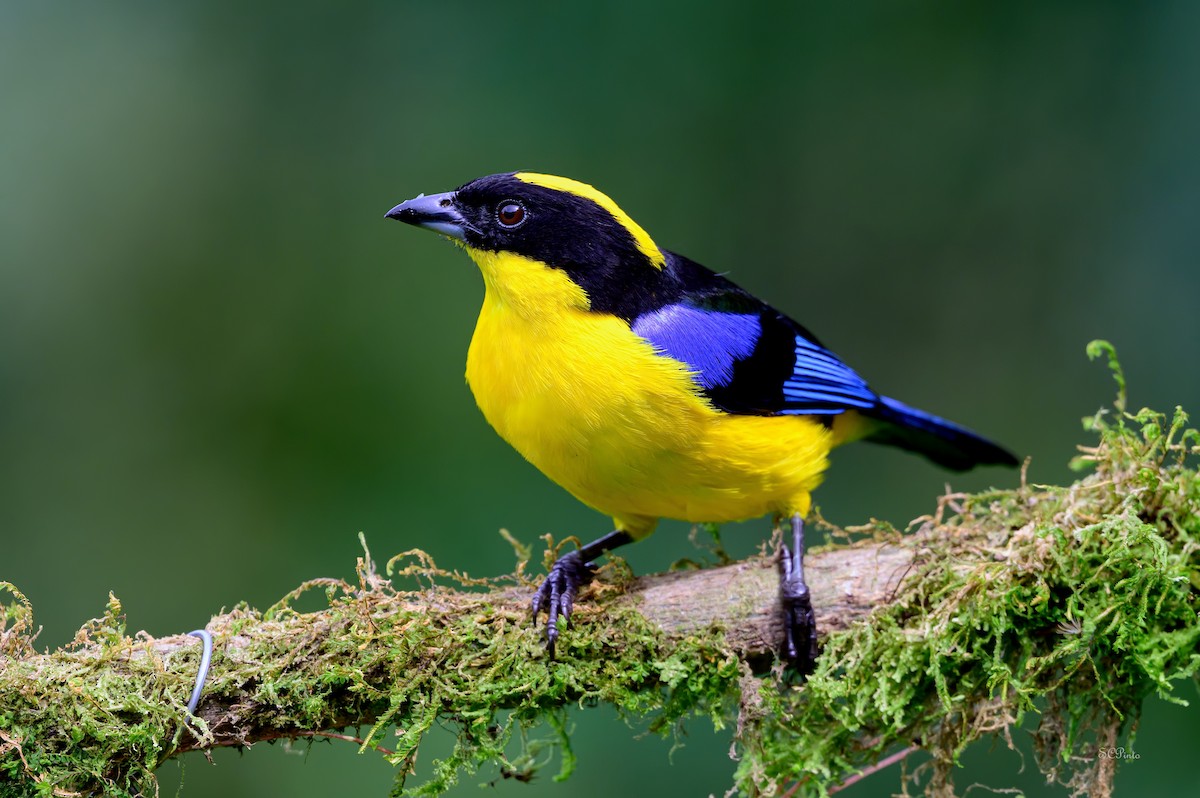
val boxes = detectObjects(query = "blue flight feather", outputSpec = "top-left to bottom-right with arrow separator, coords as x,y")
783,336 -> 876,411
781,384 -> 875,408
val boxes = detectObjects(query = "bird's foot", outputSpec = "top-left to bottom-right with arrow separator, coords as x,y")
780,517 -> 819,675
531,549 -> 596,658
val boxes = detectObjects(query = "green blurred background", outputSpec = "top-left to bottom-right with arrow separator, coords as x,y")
2,1 -> 1198,795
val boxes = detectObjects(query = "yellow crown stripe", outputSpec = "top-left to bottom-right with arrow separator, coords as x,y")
514,172 -> 666,270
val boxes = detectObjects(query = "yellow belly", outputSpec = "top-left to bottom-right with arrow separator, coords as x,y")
464,286 -> 833,537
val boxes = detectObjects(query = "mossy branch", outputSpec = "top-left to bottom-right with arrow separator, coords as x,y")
3,533 -> 909,747
2,341 -> 1198,798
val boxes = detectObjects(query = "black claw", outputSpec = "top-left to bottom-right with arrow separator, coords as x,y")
780,516 -> 819,675
781,582 -> 818,674
531,549 -> 596,657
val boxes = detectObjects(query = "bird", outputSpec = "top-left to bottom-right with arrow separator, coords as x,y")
385,172 -> 1016,671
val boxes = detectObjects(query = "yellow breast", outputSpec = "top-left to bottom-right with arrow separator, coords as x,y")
463,249 -> 833,536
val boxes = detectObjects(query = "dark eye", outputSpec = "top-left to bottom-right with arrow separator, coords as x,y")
496,201 -> 526,228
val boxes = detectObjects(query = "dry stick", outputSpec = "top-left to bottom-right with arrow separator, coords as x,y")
294,731 -> 397,757
778,744 -> 919,798
779,738 -> 919,797
827,745 -> 920,794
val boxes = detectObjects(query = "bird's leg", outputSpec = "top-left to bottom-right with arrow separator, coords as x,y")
532,529 -> 633,657
780,514 -> 819,674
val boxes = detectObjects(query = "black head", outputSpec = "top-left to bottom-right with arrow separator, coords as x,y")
387,172 -> 678,318
387,172 -> 665,270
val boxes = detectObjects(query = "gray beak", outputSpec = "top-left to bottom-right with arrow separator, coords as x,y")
384,191 -> 467,241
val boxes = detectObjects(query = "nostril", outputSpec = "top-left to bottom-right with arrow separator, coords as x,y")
439,198 -> 451,208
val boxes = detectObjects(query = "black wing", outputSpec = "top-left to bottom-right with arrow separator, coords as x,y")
630,252 -> 878,416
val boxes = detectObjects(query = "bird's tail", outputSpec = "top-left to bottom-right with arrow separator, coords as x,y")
862,396 -> 1018,472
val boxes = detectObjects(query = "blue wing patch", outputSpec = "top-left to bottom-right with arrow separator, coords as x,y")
631,304 -> 761,389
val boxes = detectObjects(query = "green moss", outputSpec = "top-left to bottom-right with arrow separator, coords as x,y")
1,340 -> 1197,798
732,341 -> 1200,796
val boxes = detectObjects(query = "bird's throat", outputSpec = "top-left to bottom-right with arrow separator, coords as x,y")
464,247 -> 592,323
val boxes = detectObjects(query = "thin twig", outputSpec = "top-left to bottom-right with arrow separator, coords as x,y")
829,745 -> 919,794
294,731 -> 396,757
779,744 -> 919,797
